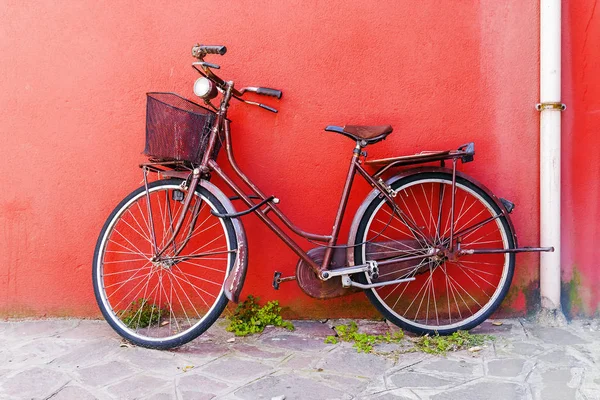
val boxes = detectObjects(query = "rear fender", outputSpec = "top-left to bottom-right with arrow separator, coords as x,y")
200,180 -> 248,303
347,167 -> 518,266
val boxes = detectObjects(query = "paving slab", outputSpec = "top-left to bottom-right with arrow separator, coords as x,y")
506,341 -> 547,357
177,373 -> 231,394
486,358 -> 527,377
364,393 -> 416,400
0,318 -> 598,399
537,369 -> 577,400
76,360 -> 138,387
105,374 -> 171,400
234,374 -> 347,400
419,358 -> 483,377
0,367 -> 71,400
528,326 -> 589,345
200,357 -> 273,383
260,333 -> 332,352
50,385 -> 98,400
430,380 -> 528,400
316,346 -> 392,378
389,371 -> 455,388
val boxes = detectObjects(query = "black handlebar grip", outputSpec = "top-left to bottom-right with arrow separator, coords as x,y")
201,45 -> 227,55
257,87 -> 282,99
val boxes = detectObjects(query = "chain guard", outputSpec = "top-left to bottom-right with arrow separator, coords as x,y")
296,240 -> 427,298
296,247 -> 360,299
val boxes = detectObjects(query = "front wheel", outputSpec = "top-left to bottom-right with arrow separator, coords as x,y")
93,179 -> 239,349
353,172 -> 515,335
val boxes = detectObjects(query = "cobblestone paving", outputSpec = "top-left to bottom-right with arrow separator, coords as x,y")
0,318 -> 599,399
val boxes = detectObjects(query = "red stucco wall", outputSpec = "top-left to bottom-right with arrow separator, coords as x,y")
561,1 -> 600,316
0,1 -> 548,317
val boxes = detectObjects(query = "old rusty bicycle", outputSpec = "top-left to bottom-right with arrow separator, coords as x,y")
92,44 -> 553,349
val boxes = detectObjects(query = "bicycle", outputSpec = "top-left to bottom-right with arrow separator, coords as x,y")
92,44 -> 553,349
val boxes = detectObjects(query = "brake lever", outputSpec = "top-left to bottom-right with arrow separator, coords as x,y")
259,104 -> 278,113
192,61 -> 220,69
235,96 -> 278,113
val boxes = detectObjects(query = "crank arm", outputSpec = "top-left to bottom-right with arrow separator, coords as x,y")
341,275 -> 415,289
460,247 -> 554,255
321,265 -> 370,280
321,250 -> 436,280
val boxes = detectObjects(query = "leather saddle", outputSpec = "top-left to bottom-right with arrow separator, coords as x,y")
325,125 -> 393,145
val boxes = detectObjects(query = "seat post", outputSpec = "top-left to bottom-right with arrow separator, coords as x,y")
320,141 -> 363,273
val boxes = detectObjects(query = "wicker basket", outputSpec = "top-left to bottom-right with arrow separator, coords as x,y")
143,92 -> 218,164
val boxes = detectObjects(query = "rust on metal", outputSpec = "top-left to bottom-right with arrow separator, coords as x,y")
367,145 -> 475,178
296,247 -> 360,299
460,247 -> 554,255
320,144 -> 360,273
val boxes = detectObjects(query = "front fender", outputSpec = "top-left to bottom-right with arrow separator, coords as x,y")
200,180 -> 248,303
347,167 -> 518,266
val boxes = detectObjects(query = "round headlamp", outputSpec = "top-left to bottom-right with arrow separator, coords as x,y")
193,77 -> 218,100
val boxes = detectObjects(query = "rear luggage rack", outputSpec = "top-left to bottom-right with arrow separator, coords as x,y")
367,142 -> 475,178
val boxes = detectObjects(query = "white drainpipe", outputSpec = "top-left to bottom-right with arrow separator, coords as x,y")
539,0 -> 563,312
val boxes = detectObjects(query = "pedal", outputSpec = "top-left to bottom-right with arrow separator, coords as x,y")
367,260 -> 379,280
272,271 -> 296,290
272,271 -> 282,290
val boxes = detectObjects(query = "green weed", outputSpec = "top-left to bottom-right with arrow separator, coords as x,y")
412,330 -> 493,355
326,321 -> 404,353
121,298 -> 165,329
226,295 -> 294,336
325,322 -> 493,355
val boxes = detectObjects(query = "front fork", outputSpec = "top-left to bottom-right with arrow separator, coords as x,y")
143,166 -> 203,261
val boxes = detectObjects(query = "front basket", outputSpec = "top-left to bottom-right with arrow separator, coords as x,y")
143,92 -> 218,164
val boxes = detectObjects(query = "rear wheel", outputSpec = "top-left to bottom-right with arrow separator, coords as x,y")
93,179 -> 238,349
353,172 -> 515,334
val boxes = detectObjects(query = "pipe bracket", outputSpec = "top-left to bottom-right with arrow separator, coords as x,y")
536,102 -> 566,111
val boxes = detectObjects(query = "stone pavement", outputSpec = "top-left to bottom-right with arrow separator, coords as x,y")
0,318 -> 599,400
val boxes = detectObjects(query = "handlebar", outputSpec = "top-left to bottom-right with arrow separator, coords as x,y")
191,43 -> 282,112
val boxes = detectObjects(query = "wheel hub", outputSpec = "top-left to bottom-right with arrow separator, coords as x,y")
152,258 -> 175,270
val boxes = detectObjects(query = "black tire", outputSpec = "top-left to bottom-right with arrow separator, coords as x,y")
93,179 -> 238,349
353,172 -> 515,335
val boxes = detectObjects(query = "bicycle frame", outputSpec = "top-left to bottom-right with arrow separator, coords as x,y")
142,76 -> 553,293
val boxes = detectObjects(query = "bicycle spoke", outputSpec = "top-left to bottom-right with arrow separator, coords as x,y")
455,261 -> 500,288
104,263 -> 152,291
168,269 -> 206,321
408,186 -> 430,234
165,271 -> 193,329
177,259 -> 228,274
374,218 -> 415,239
112,228 -> 150,261
435,183 -> 446,243
107,239 -> 149,260
123,210 -> 153,245
109,266 -> 155,311
173,268 -> 224,287
103,258 -> 150,264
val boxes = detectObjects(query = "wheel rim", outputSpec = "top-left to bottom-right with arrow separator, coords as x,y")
96,183 -> 233,343
360,178 -> 511,331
